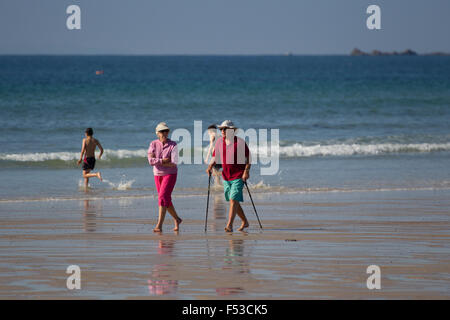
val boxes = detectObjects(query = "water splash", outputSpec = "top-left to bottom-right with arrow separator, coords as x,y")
78,179 -> 86,189
247,180 -> 271,189
103,178 -> 135,190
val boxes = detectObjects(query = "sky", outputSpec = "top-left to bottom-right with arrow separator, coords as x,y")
0,0 -> 449,54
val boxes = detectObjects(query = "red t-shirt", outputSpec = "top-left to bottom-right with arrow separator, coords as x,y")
213,136 -> 250,181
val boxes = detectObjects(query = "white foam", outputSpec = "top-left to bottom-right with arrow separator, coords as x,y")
104,149 -> 147,160
247,180 -> 271,189
1,142 -> 450,162
103,179 -> 135,190
78,179 -> 86,189
254,142 -> 450,158
1,151 -> 79,162
0,149 -> 147,162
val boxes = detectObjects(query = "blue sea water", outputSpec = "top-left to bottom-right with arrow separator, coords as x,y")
0,55 -> 449,201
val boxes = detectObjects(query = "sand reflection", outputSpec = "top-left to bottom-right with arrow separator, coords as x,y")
82,200 -> 102,232
211,194 -> 226,232
216,239 -> 248,296
148,240 -> 178,296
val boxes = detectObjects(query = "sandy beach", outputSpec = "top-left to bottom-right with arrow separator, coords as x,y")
2,0 -> 450,304
0,188 -> 449,299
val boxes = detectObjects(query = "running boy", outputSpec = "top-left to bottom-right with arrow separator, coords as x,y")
77,128 -> 104,188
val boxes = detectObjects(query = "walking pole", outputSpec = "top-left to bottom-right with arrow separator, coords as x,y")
204,174 -> 211,232
244,181 -> 263,229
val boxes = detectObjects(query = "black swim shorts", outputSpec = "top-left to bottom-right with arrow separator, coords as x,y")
82,157 -> 96,171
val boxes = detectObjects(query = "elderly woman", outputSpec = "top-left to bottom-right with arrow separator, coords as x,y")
148,122 -> 182,232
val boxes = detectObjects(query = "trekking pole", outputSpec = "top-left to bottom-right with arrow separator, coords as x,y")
204,174 -> 211,232
244,181 -> 263,229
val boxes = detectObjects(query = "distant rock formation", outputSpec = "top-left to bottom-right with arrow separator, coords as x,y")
350,48 -> 368,56
400,49 -> 418,56
350,48 -> 421,56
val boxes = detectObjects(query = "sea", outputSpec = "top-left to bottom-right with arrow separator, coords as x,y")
1,55 -> 449,202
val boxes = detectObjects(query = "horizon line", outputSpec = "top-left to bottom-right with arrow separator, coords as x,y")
0,52 -> 448,56
0,53 -> 349,56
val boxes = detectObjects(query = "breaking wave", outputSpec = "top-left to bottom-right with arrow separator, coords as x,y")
1,142 -> 449,167
274,142 -> 450,157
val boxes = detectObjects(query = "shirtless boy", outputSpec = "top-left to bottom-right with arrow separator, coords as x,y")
77,128 -> 104,188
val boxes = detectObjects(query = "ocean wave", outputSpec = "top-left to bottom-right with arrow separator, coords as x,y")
273,142 -> 450,157
1,142 -> 450,165
0,149 -> 147,162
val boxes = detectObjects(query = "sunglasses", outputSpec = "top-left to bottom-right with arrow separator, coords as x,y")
159,130 -> 169,133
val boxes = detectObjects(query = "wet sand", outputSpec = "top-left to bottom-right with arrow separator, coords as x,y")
0,189 -> 449,299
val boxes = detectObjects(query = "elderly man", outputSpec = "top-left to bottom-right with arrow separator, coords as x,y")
206,120 -> 251,232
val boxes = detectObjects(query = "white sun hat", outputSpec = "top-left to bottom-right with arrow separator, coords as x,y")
217,120 -> 237,129
155,122 -> 170,133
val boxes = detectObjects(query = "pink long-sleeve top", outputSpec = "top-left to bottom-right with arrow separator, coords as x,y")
147,139 -> 178,176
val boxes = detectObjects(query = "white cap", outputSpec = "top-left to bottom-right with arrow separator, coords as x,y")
217,120 -> 237,129
155,122 -> 170,133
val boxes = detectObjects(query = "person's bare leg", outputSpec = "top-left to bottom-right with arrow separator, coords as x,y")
235,202 -> 249,231
166,205 -> 182,231
83,170 -> 90,189
83,170 -> 101,180
213,168 -> 222,186
225,200 -> 238,232
153,206 -> 167,232
84,174 -> 97,178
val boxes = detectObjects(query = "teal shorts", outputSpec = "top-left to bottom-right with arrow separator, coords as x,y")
223,178 -> 244,202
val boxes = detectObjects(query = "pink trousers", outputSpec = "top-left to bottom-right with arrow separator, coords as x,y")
154,174 -> 177,207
